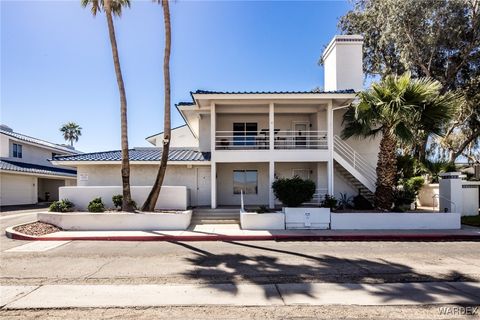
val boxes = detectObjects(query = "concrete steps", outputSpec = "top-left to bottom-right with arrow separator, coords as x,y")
335,162 -> 375,203
191,208 -> 240,224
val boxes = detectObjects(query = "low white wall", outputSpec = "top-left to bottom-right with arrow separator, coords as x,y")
418,184 -> 439,207
462,182 -> 480,216
240,212 -> 285,230
331,212 -> 461,230
59,186 -> 189,211
284,207 -> 330,230
38,211 -> 192,231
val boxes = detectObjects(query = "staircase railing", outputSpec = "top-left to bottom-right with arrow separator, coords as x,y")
333,135 -> 377,188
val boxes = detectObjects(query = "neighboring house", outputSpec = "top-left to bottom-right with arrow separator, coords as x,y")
0,125 -> 79,206
52,35 -> 381,209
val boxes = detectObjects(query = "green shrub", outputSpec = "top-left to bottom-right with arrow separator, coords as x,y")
271,176 -> 316,207
337,193 -> 353,210
112,194 -> 123,208
393,176 -> 425,211
48,199 -> 74,212
353,194 -> 373,210
87,197 -> 105,213
321,194 -> 338,209
256,205 -> 270,213
111,194 -> 136,210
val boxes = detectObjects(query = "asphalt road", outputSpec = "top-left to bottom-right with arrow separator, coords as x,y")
1,210 -> 479,319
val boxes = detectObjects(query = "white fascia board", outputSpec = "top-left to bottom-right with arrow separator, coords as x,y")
50,160 -> 211,166
0,169 -> 76,179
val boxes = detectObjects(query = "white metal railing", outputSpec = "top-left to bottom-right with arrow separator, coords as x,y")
274,130 -> 328,150
333,135 -> 377,186
216,131 -> 269,150
432,194 -> 456,213
215,130 -> 328,150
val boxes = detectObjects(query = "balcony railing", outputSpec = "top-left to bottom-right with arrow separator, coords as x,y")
215,130 -> 328,150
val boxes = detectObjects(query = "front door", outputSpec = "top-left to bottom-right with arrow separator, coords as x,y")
195,167 -> 211,206
294,123 -> 308,148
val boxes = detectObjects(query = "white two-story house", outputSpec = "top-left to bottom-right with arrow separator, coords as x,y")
52,35 -> 381,209
0,125 -> 79,206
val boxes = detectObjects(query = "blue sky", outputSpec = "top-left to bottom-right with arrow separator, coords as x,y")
1,0 -> 352,152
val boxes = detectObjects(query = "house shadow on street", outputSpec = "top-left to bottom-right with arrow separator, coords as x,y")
173,241 -> 480,305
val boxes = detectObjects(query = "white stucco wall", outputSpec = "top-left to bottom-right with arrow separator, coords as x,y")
333,109 -> 380,165
0,173 -> 37,205
0,135 -> 10,158
76,164 -> 210,207
323,36 -> 363,92
148,126 -> 198,148
59,186 -> 189,211
199,115 -> 211,152
216,162 -> 269,206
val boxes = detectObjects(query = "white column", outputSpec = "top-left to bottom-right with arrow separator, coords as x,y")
327,100 -> 334,195
210,102 -> 216,151
269,102 -> 274,150
210,102 -> 217,208
269,161 -> 275,209
211,161 -> 216,209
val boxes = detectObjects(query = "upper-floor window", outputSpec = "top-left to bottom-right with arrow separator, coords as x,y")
12,143 -> 22,158
233,122 -> 257,146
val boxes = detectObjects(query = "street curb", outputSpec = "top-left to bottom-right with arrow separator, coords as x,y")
6,226 -> 480,242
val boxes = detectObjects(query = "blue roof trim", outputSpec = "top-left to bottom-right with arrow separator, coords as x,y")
0,159 -> 77,177
53,148 -> 211,162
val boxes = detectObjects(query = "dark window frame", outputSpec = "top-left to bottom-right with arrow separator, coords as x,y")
12,143 -> 23,158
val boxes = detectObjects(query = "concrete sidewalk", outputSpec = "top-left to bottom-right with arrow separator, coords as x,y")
6,224 -> 480,241
2,282 -> 479,309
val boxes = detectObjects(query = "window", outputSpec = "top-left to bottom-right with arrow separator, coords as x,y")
12,143 -> 22,158
233,170 -> 258,194
233,122 -> 257,146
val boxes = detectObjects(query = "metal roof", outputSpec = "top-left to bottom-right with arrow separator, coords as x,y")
191,89 -> 355,95
0,159 -> 77,177
0,128 -> 81,154
53,148 -> 211,162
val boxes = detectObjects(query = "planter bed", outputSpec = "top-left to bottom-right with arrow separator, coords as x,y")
331,212 -> 461,230
37,210 -> 192,231
240,211 -> 285,230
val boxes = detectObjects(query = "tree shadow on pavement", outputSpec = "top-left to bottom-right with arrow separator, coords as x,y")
173,241 -> 480,304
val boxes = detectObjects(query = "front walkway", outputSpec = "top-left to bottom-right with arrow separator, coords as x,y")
6,224 -> 480,241
2,281 -> 479,308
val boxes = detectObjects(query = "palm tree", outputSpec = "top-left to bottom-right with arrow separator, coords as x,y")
81,0 -> 135,212
60,122 -> 82,147
342,73 -> 459,210
142,0 -> 171,212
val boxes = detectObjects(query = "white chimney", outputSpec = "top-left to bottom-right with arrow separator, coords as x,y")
321,35 -> 364,92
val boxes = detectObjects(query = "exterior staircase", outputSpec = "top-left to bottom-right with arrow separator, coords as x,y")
334,162 -> 375,202
191,208 -> 240,224
333,135 -> 377,203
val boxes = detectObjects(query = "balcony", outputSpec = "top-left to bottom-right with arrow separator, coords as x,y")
215,130 -> 328,150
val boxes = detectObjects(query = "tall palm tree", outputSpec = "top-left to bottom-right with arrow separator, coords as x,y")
81,0 -> 135,212
60,122 -> 82,147
342,73 -> 459,210
142,0 -> 171,212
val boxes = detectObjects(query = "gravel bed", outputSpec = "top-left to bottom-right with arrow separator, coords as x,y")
13,221 -> 62,236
